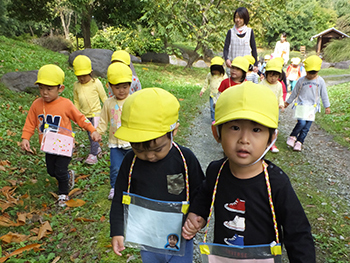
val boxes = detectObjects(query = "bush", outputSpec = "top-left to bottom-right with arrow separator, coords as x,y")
323,38 -> 350,62
32,35 -> 73,52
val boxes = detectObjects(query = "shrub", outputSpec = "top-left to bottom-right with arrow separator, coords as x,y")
323,38 -> 350,62
32,35 -> 73,52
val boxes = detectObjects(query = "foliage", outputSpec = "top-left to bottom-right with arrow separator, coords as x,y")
323,37 -> 350,62
336,14 -> 350,35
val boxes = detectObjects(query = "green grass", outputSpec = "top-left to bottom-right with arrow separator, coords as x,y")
1,36 -> 350,262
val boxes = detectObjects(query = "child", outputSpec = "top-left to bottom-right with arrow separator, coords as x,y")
72,55 -> 107,164
110,88 -> 205,262
21,64 -> 101,207
244,55 -> 259,84
96,63 -> 132,200
182,82 -> 316,262
218,56 -> 249,93
199,56 -> 227,123
286,57 -> 302,91
165,234 -> 180,250
108,50 -> 142,97
285,55 -> 331,151
259,54 -> 270,78
260,58 -> 284,153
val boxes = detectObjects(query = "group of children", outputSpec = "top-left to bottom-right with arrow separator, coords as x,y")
20,50 -> 328,262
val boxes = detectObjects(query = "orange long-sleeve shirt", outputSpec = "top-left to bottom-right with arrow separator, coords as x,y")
22,97 -> 95,144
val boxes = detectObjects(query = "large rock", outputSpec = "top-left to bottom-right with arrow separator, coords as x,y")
334,60 -> 350,69
321,61 -> 334,69
193,60 -> 209,68
69,49 -> 138,78
141,52 -> 169,64
0,70 -> 38,92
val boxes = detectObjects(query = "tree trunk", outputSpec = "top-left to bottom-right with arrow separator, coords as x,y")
185,51 -> 200,68
82,12 -> 91,48
59,11 -> 72,39
29,25 -> 34,37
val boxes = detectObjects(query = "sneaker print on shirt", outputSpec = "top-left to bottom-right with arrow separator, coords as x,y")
224,234 -> 244,246
223,215 -> 245,232
224,198 -> 245,214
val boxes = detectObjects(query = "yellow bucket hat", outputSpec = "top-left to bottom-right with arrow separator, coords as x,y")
211,56 -> 225,66
231,56 -> 249,72
111,50 -> 131,65
114,88 -> 180,142
244,55 -> 255,66
35,64 -> 65,86
214,81 -> 279,128
73,55 -> 92,76
266,58 -> 283,73
107,63 -> 132,85
304,55 -> 322,71
291,57 -> 301,65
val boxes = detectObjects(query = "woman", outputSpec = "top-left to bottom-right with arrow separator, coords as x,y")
273,32 -> 290,66
223,7 -> 258,76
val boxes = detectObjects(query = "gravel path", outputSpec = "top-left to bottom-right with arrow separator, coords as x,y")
186,76 -> 350,262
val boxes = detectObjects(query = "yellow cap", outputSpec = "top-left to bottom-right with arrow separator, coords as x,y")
304,55 -> 322,71
211,56 -> 225,66
107,63 -> 132,85
266,58 -> 283,73
115,88 -> 180,142
111,50 -> 131,65
291,57 -> 301,65
244,55 -> 255,66
35,64 -> 65,86
231,56 -> 249,72
214,82 -> 278,128
73,55 -> 92,76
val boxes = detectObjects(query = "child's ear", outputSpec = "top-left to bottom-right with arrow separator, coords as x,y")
58,85 -> 65,93
211,125 -> 221,143
172,123 -> 180,137
268,129 -> 278,146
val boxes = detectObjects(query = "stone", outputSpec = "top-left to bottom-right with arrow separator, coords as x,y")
0,70 -> 38,92
193,60 -> 209,68
141,52 -> 169,64
334,60 -> 350,69
321,61 -> 333,69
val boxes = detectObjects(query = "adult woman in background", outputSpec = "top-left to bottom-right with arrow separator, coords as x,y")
223,7 -> 258,76
273,32 -> 290,66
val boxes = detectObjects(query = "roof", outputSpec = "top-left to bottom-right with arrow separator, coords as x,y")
310,27 -> 349,41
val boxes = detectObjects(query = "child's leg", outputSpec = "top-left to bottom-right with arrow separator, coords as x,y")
45,154 -> 71,195
109,147 -> 129,188
290,119 -> 307,138
140,239 -> 193,263
209,97 -> 215,122
297,120 -> 313,143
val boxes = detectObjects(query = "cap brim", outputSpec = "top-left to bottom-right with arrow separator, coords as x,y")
74,69 -> 91,76
114,126 -> 167,143
214,110 -> 278,129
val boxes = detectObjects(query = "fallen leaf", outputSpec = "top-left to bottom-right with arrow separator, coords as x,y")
69,227 -> 77,233
68,188 -> 83,197
100,215 -> 106,222
178,98 -> 184,101
317,217 -> 325,221
76,175 -> 90,181
70,251 -> 80,260
0,232 -> 29,244
306,205 -> 316,208
0,243 -> 41,262
66,199 -> 86,207
0,165 -> 5,172
37,221 -> 52,240
51,256 -> 60,263
49,192 -> 58,199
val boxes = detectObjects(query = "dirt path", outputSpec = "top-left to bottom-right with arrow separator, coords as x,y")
186,76 -> 350,262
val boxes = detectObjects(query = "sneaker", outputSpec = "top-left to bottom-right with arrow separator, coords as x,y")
293,141 -> 302,151
223,215 -> 245,231
85,154 -> 98,164
68,170 -> 75,190
224,198 -> 245,214
58,194 -> 69,207
224,234 -> 244,246
108,188 -> 115,200
286,136 -> 296,147
270,144 -> 279,153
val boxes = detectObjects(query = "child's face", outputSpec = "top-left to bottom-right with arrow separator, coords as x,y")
39,84 -> 64,103
212,70 -> 221,76
77,74 -> 92,84
220,119 -> 270,167
266,72 -> 280,85
234,13 -> 244,28
131,134 -> 172,163
110,83 -> 131,100
306,71 -> 318,80
230,67 -> 243,82
168,236 -> 178,247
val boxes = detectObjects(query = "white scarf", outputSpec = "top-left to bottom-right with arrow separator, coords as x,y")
234,25 -> 248,35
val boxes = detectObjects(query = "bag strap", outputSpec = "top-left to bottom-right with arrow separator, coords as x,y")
203,159 -> 279,244
127,141 -> 190,202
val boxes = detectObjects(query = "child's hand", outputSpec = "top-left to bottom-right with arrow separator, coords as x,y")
199,91 -> 204,97
279,105 -> 284,112
111,236 -> 125,256
21,139 -> 31,152
325,107 -> 331,114
182,212 -> 205,240
91,131 -> 101,142
284,102 -> 289,108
